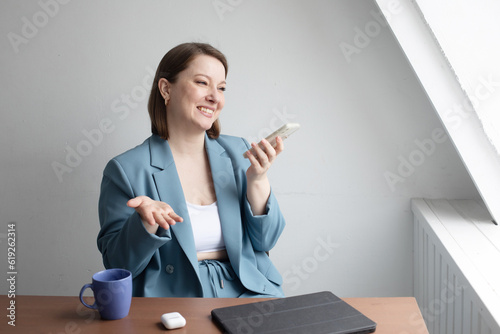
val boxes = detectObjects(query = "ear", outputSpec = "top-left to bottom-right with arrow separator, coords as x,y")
158,78 -> 171,100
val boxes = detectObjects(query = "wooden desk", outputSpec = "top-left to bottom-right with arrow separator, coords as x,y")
1,295 -> 428,333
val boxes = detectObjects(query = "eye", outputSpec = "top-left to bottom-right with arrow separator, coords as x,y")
196,80 -> 208,86
218,86 -> 226,92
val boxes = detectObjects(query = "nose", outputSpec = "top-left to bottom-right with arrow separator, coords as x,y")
206,85 -> 221,104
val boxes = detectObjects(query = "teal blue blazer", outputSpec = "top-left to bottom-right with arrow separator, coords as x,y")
97,134 -> 286,297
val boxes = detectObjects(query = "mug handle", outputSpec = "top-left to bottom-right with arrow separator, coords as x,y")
79,284 -> 98,309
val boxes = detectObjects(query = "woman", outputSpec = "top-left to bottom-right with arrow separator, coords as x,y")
97,42 -> 286,298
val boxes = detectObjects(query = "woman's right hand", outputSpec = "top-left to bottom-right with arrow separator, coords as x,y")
127,196 -> 183,234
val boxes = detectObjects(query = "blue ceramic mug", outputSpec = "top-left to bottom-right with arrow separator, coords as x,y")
79,268 -> 132,320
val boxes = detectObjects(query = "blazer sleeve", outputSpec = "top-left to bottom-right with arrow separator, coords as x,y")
97,158 -> 172,277
243,189 -> 285,252
240,138 -> 286,252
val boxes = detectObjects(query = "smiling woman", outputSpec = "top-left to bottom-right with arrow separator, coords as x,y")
148,43 -> 228,141
96,42 -> 287,298
158,55 -> 226,140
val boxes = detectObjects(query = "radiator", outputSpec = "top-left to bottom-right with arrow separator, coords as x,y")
412,199 -> 500,334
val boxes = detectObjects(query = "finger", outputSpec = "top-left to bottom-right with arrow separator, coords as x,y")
260,138 -> 275,153
259,139 -> 277,162
247,146 -> 263,168
158,204 -> 181,221
157,218 -> 172,230
162,212 -> 178,226
274,136 -> 284,155
251,142 -> 270,165
142,211 -> 156,226
153,211 -> 168,227
157,210 -> 182,228
127,197 -> 142,208
127,195 -> 150,208
244,146 -> 256,159
168,211 -> 184,223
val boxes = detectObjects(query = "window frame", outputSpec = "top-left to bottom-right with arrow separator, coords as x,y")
374,0 -> 500,223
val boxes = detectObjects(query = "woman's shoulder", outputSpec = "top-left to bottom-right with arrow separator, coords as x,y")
215,134 -> 249,149
102,135 -> 168,181
105,135 -> 159,174
211,134 -> 250,157
112,136 -> 153,161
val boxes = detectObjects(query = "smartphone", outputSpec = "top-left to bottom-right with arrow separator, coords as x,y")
244,123 -> 300,158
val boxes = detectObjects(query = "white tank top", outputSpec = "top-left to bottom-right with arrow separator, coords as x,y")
186,201 -> 226,253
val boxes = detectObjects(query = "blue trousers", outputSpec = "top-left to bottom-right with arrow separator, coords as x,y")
198,260 -> 283,298
198,260 -> 246,298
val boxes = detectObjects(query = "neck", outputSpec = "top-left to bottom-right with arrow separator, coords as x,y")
168,130 -> 206,156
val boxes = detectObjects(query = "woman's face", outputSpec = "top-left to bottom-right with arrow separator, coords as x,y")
163,55 -> 226,135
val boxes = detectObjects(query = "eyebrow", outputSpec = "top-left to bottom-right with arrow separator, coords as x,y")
195,74 -> 226,85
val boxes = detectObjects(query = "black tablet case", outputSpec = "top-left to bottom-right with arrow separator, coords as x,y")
211,291 -> 377,334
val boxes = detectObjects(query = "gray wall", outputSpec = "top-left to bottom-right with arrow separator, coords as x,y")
0,0 -> 479,297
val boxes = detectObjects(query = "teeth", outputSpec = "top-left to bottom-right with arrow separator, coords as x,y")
199,107 -> 213,114
198,107 -> 214,114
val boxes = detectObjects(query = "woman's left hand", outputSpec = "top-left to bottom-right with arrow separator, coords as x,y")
245,136 -> 284,181
245,137 -> 284,215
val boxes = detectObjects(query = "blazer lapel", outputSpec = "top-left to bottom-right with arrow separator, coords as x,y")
149,135 -> 200,277
205,135 -> 244,271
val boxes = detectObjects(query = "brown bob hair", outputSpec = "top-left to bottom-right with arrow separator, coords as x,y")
148,42 -> 228,140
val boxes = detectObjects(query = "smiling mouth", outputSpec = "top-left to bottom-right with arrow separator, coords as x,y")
197,106 -> 215,115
